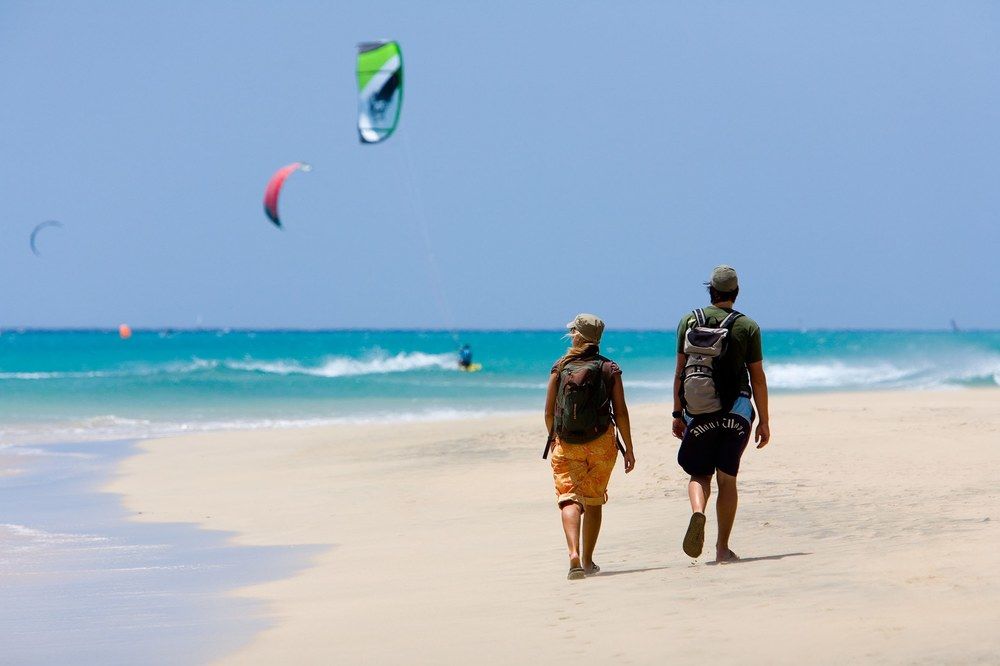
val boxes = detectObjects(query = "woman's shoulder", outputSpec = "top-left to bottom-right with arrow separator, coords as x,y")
597,355 -> 622,376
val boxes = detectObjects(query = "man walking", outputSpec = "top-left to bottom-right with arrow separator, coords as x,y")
672,265 -> 770,562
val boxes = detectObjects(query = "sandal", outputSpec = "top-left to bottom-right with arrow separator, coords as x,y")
683,512 -> 706,558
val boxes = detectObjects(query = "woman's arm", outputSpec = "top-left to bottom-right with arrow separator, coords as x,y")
610,375 -> 636,473
544,372 -> 558,435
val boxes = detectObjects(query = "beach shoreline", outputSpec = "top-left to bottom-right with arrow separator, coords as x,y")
105,389 -> 1000,664
0,438 -> 319,665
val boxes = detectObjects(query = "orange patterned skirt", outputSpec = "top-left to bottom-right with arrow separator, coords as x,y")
550,427 -> 618,509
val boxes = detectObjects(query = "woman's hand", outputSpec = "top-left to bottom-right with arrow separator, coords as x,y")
623,448 -> 635,473
672,417 -> 686,439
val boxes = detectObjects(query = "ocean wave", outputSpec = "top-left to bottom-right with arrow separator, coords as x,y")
0,370 -> 118,380
0,524 -> 169,565
0,352 -> 460,381
0,408 -> 530,446
0,444 -> 90,459
767,361 -> 919,390
0,523 -> 109,545
222,351 -> 458,378
768,356 -> 1000,390
0,359 -> 217,381
624,379 -> 674,390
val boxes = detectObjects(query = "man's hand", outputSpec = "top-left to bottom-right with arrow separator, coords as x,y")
755,421 -> 770,449
672,417 -> 686,439
623,449 -> 636,473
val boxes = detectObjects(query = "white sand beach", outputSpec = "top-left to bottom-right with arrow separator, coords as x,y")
106,390 -> 1000,664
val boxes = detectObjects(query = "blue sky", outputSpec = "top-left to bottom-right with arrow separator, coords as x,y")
2,1 -> 998,330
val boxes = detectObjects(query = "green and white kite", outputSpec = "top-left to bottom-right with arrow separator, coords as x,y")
357,40 -> 403,144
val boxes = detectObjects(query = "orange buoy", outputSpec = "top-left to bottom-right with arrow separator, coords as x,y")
118,323 -> 132,340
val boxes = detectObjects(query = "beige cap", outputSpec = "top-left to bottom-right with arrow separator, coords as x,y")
708,265 -> 739,291
566,313 -> 605,343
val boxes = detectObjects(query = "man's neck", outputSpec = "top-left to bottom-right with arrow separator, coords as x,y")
711,300 -> 735,309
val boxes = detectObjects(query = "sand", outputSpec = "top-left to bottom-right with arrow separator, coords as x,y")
106,390 -> 1000,665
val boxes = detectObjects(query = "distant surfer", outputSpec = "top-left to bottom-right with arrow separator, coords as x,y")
672,266 -> 770,563
458,344 -> 473,370
544,314 -> 635,580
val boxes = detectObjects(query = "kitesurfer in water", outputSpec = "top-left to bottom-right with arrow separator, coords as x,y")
458,344 -> 473,369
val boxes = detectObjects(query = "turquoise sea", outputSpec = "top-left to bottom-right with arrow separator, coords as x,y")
2,328 -> 999,444
1,327 -> 999,662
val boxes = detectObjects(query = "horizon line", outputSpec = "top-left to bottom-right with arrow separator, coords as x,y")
2,326 -> 997,334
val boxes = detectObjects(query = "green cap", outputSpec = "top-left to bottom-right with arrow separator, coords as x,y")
708,265 -> 739,291
566,313 -> 605,343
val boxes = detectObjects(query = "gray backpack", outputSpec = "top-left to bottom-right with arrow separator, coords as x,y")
680,309 -> 743,415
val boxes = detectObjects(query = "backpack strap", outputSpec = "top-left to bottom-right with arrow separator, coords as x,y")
693,309 -> 706,326
609,415 -> 627,456
593,356 -> 611,409
718,310 -> 743,330
542,429 -> 554,459
599,357 -> 626,455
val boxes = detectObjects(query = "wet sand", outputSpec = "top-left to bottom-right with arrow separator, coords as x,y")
107,390 -> 1000,664
0,440 -> 316,665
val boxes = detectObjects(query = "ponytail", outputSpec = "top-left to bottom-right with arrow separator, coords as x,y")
556,342 -> 600,373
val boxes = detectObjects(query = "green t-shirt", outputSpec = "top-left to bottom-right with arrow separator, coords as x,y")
676,305 -> 763,396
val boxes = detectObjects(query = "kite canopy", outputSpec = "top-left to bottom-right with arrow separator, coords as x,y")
263,162 -> 311,228
29,220 -> 63,256
357,40 -> 403,144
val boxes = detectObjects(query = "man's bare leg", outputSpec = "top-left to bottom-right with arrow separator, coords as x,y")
581,504 -> 602,572
715,471 -> 739,561
683,475 -> 712,557
688,475 -> 712,513
560,502 -> 583,569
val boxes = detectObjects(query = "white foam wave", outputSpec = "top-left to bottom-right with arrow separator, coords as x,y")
0,351 -> 456,381
0,370 -> 116,380
768,361 -> 918,390
223,351 -> 458,378
0,359 -> 217,381
481,381 -> 549,390
0,444 -> 89,458
625,379 -> 674,390
0,408 -> 532,446
768,355 -> 1000,390
0,523 -> 109,545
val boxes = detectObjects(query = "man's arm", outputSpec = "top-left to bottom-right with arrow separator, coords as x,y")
672,353 -> 686,439
748,360 -> 770,448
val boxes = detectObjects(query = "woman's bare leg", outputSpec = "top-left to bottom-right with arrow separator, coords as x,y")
581,504 -> 602,571
560,502 -> 583,568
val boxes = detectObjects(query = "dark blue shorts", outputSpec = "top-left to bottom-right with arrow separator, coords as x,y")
677,397 -> 754,477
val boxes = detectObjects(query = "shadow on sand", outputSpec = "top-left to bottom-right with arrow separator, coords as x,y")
590,565 -> 675,578
590,552 -> 811,577
705,551 -> 812,566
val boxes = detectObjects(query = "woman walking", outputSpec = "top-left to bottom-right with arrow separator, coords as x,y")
544,313 -> 635,580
